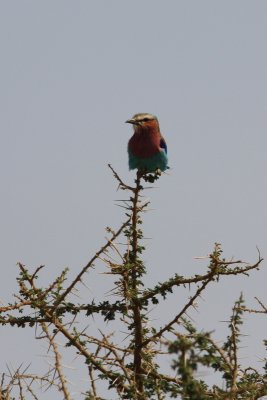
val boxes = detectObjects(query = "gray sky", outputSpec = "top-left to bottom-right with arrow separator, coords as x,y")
0,0 -> 267,397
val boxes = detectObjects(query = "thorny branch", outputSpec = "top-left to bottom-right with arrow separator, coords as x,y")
0,166 -> 265,400
53,217 -> 131,308
40,323 -> 71,400
141,256 -> 262,304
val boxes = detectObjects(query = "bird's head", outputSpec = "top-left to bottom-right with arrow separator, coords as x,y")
126,113 -> 159,132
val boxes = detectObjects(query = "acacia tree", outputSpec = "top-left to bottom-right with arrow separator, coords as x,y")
0,167 -> 266,400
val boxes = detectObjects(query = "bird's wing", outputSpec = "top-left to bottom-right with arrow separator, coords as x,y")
160,137 -> 167,154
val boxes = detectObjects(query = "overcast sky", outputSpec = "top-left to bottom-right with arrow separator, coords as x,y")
0,1 -> 267,398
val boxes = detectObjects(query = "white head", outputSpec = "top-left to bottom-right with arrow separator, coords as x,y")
125,113 -> 158,130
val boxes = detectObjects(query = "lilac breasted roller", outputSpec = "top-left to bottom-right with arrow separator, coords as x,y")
126,113 -> 168,172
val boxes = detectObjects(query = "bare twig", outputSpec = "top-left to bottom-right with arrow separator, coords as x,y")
53,218 -> 131,308
41,323 -> 72,400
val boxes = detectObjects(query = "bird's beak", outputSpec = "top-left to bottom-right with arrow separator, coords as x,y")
125,119 -> 139,125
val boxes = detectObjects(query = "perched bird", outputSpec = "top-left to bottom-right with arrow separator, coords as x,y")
126,113 -> 168,172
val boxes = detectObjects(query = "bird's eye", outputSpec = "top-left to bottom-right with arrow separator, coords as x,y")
143,118 -> 150,122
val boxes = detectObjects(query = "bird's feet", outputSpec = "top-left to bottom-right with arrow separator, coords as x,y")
140,169 -> 162,183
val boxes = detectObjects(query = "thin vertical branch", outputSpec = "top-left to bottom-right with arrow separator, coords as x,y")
41,323 -> 72,400
88,345 -> 101,399
229,320 -> 238,398
130,171 -> 145,398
